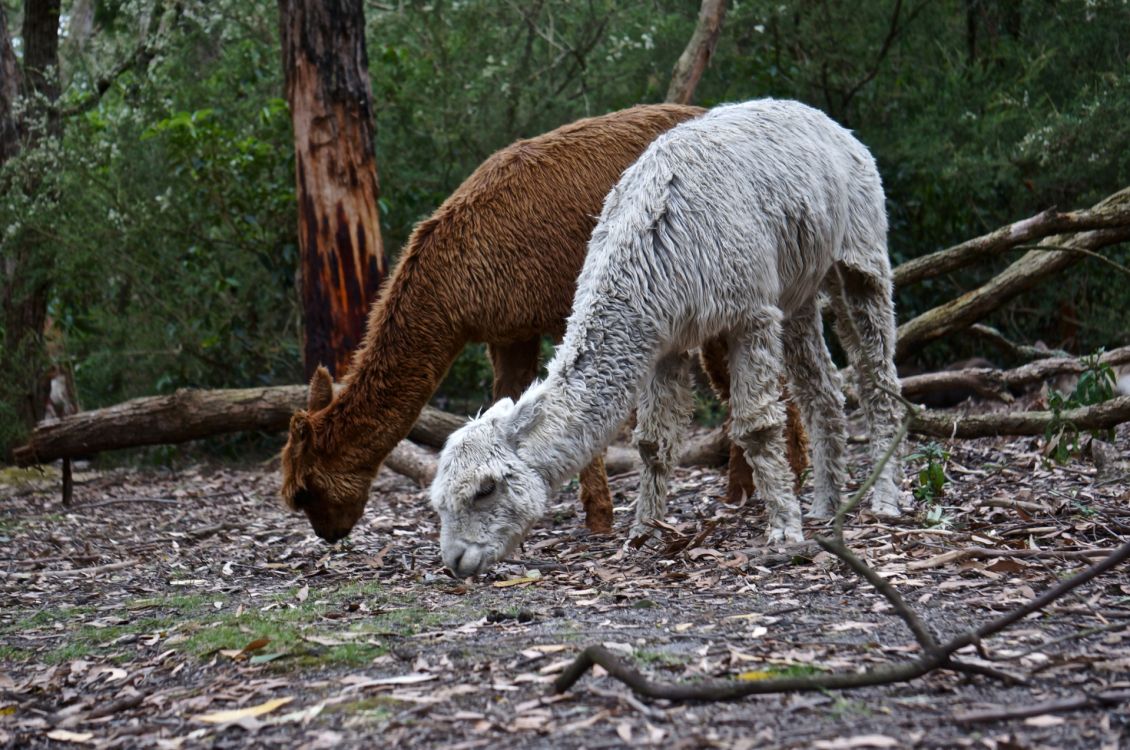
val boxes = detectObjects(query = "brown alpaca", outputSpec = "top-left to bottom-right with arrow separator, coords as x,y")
281,104 -> 809,543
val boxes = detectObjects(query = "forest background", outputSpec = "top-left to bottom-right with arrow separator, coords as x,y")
2,0 -> 1128,459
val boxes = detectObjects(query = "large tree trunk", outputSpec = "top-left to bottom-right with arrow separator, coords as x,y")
0,7 -> 21,163
279,0 -> 386,379
0,1 -> 62,456
666,0 -> 728,105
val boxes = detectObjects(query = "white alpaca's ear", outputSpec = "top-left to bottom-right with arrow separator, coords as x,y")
504,397 -> 544,448
482,397 -> 514,420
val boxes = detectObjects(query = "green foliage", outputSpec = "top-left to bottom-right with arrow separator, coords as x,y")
1044,350 -> 1117,463
907,441 -> 950,506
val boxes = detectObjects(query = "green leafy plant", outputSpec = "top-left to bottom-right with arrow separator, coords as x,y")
1044,350 -> 1117,463
907,442 -> 950,505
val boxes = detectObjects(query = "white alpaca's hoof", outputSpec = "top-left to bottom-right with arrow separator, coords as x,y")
767,523 -> 804,545
869,495 -> 902,518
628,522 -> 661,545
806,496 -> 836,519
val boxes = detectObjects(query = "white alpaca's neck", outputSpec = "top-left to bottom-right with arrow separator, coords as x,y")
513,292 -> 659,488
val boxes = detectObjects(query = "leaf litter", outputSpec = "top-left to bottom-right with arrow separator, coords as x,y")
0,423 -> 1128,748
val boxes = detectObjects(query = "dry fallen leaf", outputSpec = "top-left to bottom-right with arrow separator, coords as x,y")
45,730 -> 95,743
812,735 -> 901,749
192,697 -> 294,724
1024,714 -> 1066,727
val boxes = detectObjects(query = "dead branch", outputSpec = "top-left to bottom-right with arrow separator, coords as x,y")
907,546 -> 1115,572
909,395 -> 1130,439
968,324 -> 1069,361
895,187 -> 1130,359
382,440 -> 438,487
893,345 -> 1130,405
665,0 -> 728,105
954,691 -> 1130,724
552,537 -> 1130,701
893,196 -> 1130,288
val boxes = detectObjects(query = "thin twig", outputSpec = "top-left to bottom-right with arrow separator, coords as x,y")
814,533 -> 940,656
907,546 -> 1115,572
1015,243 -> 1130,278
954,690 -> 1130,724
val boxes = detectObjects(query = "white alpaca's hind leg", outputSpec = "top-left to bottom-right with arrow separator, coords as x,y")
782,303 -> 846,519
631,353 -> 694,540
828,263 -> 905,517
728,316 -> 804,544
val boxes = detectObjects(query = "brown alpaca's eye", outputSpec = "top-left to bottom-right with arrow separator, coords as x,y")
474,479 -> 496,501
292,488 -> 314,509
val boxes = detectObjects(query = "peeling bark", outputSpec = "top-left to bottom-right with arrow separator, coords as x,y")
279,0 -> 386,379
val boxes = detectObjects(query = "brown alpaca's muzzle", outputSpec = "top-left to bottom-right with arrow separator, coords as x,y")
285,477 -> 370,544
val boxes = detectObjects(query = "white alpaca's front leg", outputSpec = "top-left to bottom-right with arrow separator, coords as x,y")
782,303 -> 846,519
630,353 -> 694,541
729,318 -> 804,544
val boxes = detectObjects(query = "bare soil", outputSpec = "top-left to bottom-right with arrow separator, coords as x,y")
1,426 -> 1128,749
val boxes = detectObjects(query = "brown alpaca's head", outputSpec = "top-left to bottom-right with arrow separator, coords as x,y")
280,366 -> 374,543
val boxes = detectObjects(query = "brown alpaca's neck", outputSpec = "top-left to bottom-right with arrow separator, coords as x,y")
316,258 -> 464,473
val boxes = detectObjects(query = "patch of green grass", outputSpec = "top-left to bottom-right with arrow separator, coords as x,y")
0,466 -> 57,485
175,596 -> 450,669
325,696 -> 405,723
1,605 -> 96,634
767,663 -> 825,678
633,649 -> 685,668
828,695 -> 871,718
127,593 -> 212,611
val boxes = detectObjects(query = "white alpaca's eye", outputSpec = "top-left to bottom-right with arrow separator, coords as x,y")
474,479 -> 496,501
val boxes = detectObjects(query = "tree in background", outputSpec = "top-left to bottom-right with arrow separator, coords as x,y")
1,0 -> 62,450
279,0 -> 385,380
666,0 -> 726,104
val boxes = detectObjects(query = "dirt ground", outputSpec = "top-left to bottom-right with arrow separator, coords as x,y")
1,423 -> 1129,749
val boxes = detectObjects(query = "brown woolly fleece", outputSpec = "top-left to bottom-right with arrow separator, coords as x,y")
281,103 -> 809,543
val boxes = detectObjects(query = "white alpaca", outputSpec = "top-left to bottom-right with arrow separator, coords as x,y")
431,99 -> 904,578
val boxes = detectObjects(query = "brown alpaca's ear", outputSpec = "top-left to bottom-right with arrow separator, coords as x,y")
308,365 -> 334,412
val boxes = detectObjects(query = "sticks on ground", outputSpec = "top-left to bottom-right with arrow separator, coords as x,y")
552,537 -> 1130,701
554,416 -> 1130,701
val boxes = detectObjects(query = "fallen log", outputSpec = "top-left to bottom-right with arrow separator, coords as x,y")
895,187 -> 1130,360
11,383 -> 464,467
892,196 -> 1130,288
909,395 -> 1130,439
10,383 -> 727,484
893,345 -> 1130,405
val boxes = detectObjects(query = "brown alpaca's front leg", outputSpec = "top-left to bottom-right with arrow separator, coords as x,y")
701,338 -> 809,504
489,338 -> 613,534
579,456 -> 613,534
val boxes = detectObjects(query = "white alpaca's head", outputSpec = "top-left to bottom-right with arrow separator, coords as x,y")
430,396 -> 550,577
